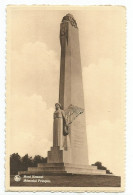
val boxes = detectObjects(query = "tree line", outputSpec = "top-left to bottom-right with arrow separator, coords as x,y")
10,153 -> 47,175
10,153 -> 112,175
91,161 -> 112,174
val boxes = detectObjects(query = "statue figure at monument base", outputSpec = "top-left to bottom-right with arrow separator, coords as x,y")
53,102 -> 86,151
53,103 -> 69,150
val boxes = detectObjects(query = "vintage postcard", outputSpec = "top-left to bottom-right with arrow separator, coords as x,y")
6,5 -> 126,192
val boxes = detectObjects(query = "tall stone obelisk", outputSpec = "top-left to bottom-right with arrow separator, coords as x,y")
46,14 -> 89,166
58,14 -> 89,165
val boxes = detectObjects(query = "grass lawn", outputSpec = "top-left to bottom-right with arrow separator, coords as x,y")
10,175 -> 121,187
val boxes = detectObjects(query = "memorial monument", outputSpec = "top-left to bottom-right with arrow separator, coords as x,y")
19,14 -> 106,175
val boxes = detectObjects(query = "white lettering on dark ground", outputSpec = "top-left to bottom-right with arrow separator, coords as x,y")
22,175 -> 51,183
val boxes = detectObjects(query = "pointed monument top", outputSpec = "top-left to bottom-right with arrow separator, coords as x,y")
62,13 -> 78,28
65,13 -> 75,18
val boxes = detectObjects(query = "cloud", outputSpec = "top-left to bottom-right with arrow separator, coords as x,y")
83,58 -> 121,125
82,58 -> 124,176
10,94 -> 54,157
11,41 -> 60,108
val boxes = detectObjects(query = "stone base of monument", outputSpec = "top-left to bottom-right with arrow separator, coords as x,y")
17,148 -> 120,187
18,146 -> 106,176
18,162 -> 107,176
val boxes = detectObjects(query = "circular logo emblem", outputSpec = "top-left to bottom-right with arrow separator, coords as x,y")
14,175 -> 21,182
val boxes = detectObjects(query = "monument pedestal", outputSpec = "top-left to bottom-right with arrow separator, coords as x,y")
47,146 -> 72,164
18,163 -> 106,175
18,146 -> 106,176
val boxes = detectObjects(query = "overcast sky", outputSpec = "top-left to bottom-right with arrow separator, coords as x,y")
7,6 -> 125,177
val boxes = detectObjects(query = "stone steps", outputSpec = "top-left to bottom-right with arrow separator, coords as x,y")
19,168 -> 106,176
28,167 -> 65,171
18,170 -> 67,175
37,163 -> 97,170
21,163 -> 106,176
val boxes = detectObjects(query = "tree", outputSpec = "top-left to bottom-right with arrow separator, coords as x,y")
10,153 -> 21,175
10,153 -> 47,175
33,155 -> 47,166
91,161 -> 112,174
21,154 -> 33,171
